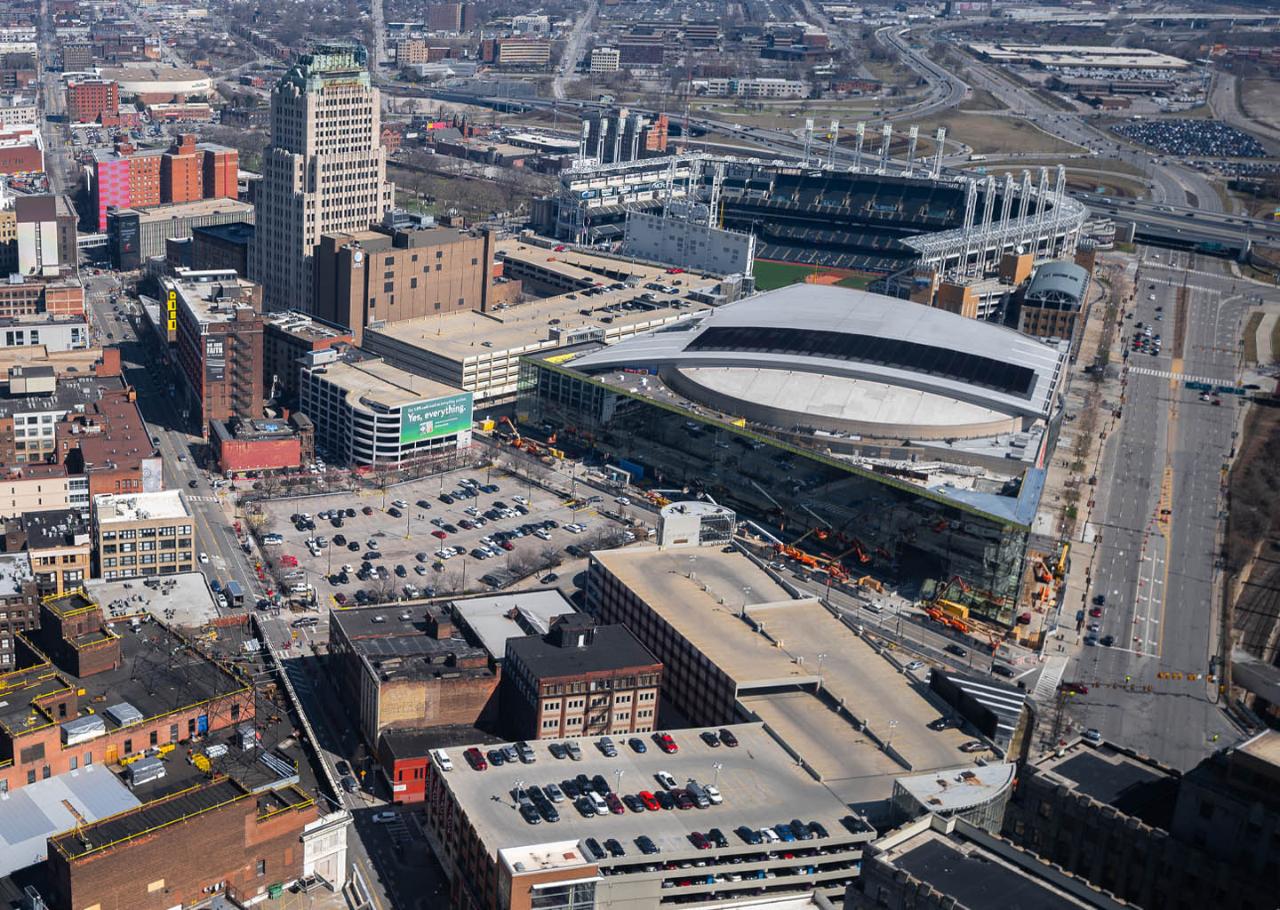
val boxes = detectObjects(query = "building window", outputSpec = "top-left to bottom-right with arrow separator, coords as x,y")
256,860 -> 267,876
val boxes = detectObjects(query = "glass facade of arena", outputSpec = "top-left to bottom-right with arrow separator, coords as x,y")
518,357 -> 1031,626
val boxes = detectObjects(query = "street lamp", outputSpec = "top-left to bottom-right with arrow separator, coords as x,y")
741,585 -> 751,619
885,720 -> 898,752
711,761 -> 723,789
614,768 -> 623,794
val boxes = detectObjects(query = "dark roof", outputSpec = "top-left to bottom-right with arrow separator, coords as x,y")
14,194 -> 56,223
23,508 -> 89,549
380,725 -> 503,759
894,836 -> 1080,910
193,222 -> 256,245
504,624 -> 660,680
1051,751 -> 1177,824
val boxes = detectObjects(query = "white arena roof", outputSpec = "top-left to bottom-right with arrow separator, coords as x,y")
569,285 -> 1068,440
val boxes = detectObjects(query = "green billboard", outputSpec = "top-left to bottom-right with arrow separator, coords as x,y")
400,393 -> 473,445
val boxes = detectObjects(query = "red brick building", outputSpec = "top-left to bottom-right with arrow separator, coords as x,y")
210,413 -> 314,476
161,132 -> 202,203
58,384 -> 159,498
65,77 -> 119,123
47,776 -> 319,910
0,590 -> 253,794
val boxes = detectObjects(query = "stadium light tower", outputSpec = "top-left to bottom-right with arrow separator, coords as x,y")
854,122 -> 866,172
802,118 -> 815,166
827,120 -> 840,168
877,123 -> 892,174
931,127 -> 946,178
905,125 -> 919,176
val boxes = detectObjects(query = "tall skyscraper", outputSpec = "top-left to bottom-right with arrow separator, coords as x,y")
251,43 -> 394,312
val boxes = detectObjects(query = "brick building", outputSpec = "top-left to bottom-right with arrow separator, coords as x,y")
161,132 -> 202,203
313,225 -> 494,344
58,383 -> 160,499
91,143 -> 162,232
47,776 -> 320,910
192,222 -> 254,277
92,489 -> 195,580
0,275 -> 84,320
0,589 -> 252,794
168,268 -> 264,435
479,37 -> 551,68
0,551 -> 38,670
499,614 -> 662,740
261,311 -> 353,408
92,139 -> 238,232
8,507 -> 91,596
210,413 -> 314,476
65,77 -> 118,123
328,603 -> 499,745
427,2 -> 464,31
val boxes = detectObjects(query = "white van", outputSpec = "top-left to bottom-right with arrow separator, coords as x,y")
434,749 -> 454,772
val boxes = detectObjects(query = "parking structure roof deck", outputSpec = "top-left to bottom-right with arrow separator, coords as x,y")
307,349 -> 463,408
590,546 -> 974,791
441,723 -> 870,858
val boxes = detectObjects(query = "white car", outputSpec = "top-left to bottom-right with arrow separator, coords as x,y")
615,496 -> 631,505
371,811 -> 397,824
392,499 -> 408,509
513,495 -> 528,505
198,552 -> 209,564
655,770 -> 677,790
703,784 -> 723,805
905,660 -> 926,672
534,529 -> 552,540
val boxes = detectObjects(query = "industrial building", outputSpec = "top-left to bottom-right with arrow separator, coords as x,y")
498,613 -> 662,740
107,198 -> 255,269
299,347 -> 473,468
422,723 -> 875,910
327,602 -> 498,745
521,285 -> 1067,621
969,43 -> 1190,71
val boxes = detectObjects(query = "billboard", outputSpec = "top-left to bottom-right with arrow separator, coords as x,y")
205,337 -> 226,382
400,393 -> 473,445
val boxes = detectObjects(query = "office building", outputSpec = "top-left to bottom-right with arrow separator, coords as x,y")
0,589 -> 251,795
480,37 -> 551,69
65,76 -> 118,123
251,42 -> 393,312
0,463 -> 74,519
92,489 -> 196,579
192,221 -> 255,276
423,724 -> 875,910
299,347 -> 472,468
15,194 -> 77,276
313,223 -> 495,344
499,614 -> 661,740
262,310 -> 353,407
328,603 -> 498,745
0,551 -> 36,668
167,268 -> 264,434
589,46 -> 620,73
93,139 -> 240,233
108,198 -> 255,269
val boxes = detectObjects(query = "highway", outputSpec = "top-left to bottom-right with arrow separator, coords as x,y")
552,0 -> 597,102
1062,248 -> 1267,768
877,27 -> 969,123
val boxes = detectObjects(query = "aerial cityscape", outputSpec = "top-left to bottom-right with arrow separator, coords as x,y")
0,0 -> 1276,908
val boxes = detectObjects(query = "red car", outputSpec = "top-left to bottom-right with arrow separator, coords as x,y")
689,831 -> 710,849
605,793 -> 625,815
1089,607 -> 1103,618
638,791 -> 660,811
431,530 -> 448,539
464,747 -> 487,771
1060,681 -> 1089,695
553,245 -> 567,252
654,732 -> 678,754
500,540 -> 514,551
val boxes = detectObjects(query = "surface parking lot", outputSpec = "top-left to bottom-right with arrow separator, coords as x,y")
255,466 -> 637,610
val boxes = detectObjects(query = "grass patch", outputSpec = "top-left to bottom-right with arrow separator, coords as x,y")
837,273 -> 876,290
959,87 -> 1006,113
753,260 -> 820,290
917,113 -> 1086,156
1243,311 -> 1263,364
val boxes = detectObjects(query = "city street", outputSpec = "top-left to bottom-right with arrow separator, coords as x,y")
1063,248 -> 1262,767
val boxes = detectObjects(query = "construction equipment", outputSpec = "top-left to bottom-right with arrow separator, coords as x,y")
856,575 -> 884,593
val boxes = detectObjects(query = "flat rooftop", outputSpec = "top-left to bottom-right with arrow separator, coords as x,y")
332,603 -> 492,683
450,589 -> 579,660
98,65 -> 210,82
0,617 -> 247,740
894,763 -> 1017,814
970,43 -> 1190,69
93,489 -> 190,523
172,269 -> 258,324
0,372 -> 102,419
85,572 -> 220,628
118,198 -> 255,224
22,508 -> 89,549
1031,741 -> 1178,827
874,817 -> 1122,909
507,623 -> 660,678
444,723 -> 870,857
263,309 -> 351,342
591,546 -> 973,796
0,552 -> 31,597
309,351 -> 463,408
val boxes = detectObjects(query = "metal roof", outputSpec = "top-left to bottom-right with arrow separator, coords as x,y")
1026,262 -> 1089,304
570,285 -> 1068,420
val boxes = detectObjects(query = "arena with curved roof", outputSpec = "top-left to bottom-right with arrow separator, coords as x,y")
568,285 -> 1069,443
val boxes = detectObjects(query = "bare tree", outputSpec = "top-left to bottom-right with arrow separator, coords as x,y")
538,545 -> 562,571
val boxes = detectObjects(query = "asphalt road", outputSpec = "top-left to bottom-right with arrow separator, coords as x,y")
1064,248 -> 1265,768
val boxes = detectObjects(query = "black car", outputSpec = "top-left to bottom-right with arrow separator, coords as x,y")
348,541 -> 361,551
537,801 -> 559,823
442,524 -> 459,534
519,804 -> 542,825
945,643 -> 968,658
992,664 -> 1015,678
623,794 -> 646,812
718,728 -> 739,747
1100,634 -> 1116,647
334,534 -> 347,546
1092,594 -> 1106,606
394,565 -> 407,577
575,773 -> 593,794
927,717 -> 954,731
635,835 -> 660,855
654,790 -> 676,810
340,775 -> 357,793
417,500 -> 432,509
336,760 -> 351,777
387,507 -> 401,518
575,796 -> 596,818
628,737 -> 647,753
561,778 -> 581,799
346,508 -> 356,518
591,774 -> 611,795
735,825 -> 763,845
789,819 -> 814,840
699,731 -> 721,748
439,493 -> 454,504
808,821 -> 829,839
188,479 -> 198,488
707,828 -> 729,848
487,749 -> 505,766
549,742 -> 567,760
604,838 -> 625,857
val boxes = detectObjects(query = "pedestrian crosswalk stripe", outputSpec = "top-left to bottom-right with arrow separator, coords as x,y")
1126,366 -> 1232,385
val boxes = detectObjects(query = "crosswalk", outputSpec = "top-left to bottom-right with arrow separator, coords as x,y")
186,495 -> 219,503
1033,656 -> 1068,701
1126,366 -> 1232,386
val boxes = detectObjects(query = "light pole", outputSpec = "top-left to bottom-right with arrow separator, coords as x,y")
816,652 -> 828,692
741,585 -> 751,619
711,761 -> 723,790
614,768 -> 623,794
885,720 -> 898,753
